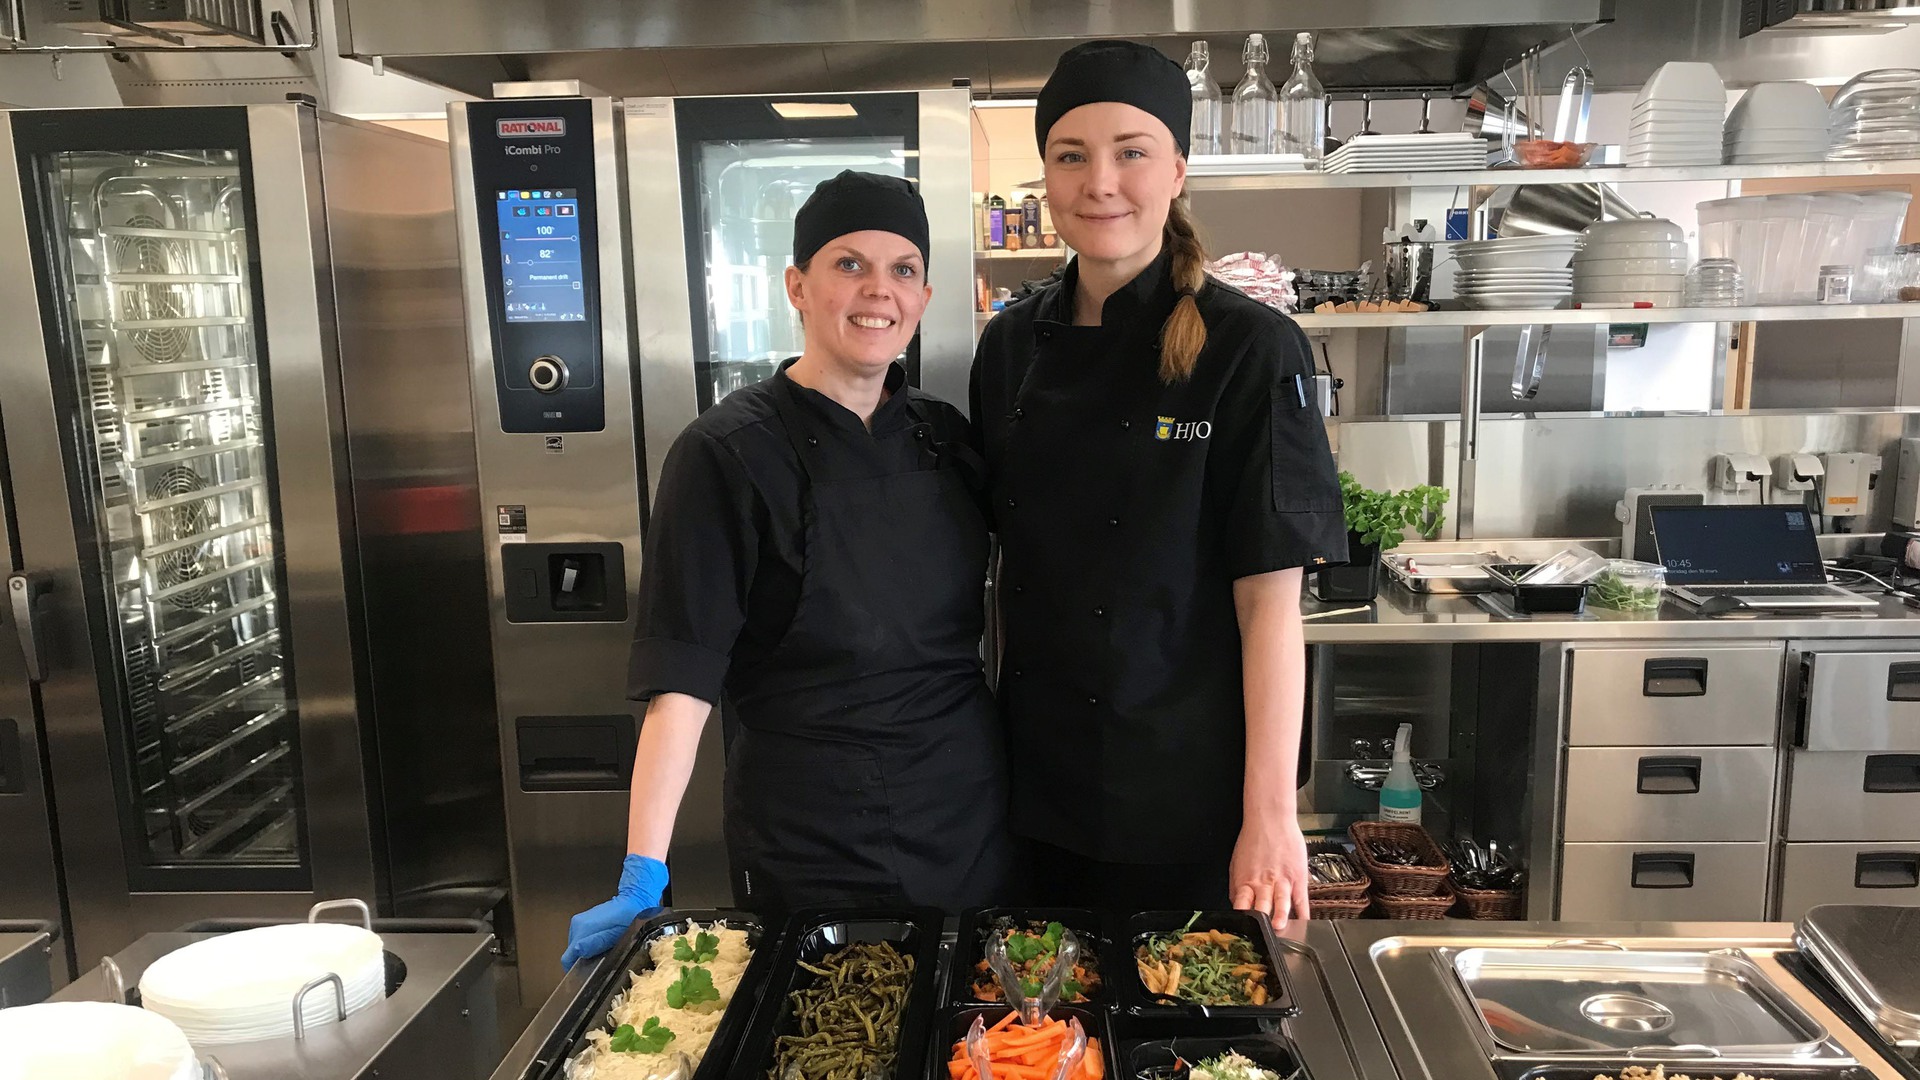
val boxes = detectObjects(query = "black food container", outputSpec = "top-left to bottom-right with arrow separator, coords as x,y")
732,906 -> 943,1080
935,1005 -> 1122,1080
1125,1033 -> 1303,1079
1483,563 -> 1590,614
1122,911 -> 1298,1021
1497,1066 -> 1877,1080
948,908 -> 1125,1008
489,908 -> 776,1080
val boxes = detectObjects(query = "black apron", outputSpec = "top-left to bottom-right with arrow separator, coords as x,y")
721,379 -> 1012,912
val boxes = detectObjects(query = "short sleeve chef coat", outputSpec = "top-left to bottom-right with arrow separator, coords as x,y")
629,359 -> 979,708
970,251 -> 1347,861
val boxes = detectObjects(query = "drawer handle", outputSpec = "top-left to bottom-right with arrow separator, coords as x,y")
1637,756 -> 1703,795
1864,754 -> 1920,794
1889,662 -> 1920,703
1643,658 -> 1708,697
1631,851 -> 1696,889
1856,852 -> 1920,890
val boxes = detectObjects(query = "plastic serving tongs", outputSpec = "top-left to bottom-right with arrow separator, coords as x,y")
985,922 -> 1082,1027
963,1013 -> 1088,1080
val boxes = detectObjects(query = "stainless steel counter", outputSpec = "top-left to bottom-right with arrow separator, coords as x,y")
1330,920 -> 1912,1080
55,927 -> 501,1080
0,921 -> 55,1008
1303,592 -> 1920,643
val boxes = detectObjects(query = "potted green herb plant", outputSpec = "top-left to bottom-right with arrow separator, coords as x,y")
1314,472 -> 1450,602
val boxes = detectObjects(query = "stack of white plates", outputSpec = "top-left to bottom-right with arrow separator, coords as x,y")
0,1001 -> 199,1080
1450,235 -> 1580,310
1325,133 -> 1486,173
1827,68 -> 1920,161
1725,82 -> 1828,164
1186,153 -> 1309,176
1627,62 -> 1725,167
139,922 -> 386,1044
1575,217 -> 1690,306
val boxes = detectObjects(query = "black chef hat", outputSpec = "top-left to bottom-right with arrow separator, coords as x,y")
793,170 -> 930,269
1035,40 -> 1192,156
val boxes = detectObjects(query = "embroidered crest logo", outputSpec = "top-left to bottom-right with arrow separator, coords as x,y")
1154,416 -> 1212,442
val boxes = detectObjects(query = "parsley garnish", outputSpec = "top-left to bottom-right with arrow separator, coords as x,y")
672,931 -> 721,965
665,965 -> 719,1009
609,1016 -> 675,1054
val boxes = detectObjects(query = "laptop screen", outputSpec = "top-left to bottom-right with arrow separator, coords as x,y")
1651,505 -> 1828,586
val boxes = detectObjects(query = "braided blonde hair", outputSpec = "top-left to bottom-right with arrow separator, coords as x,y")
1158,195 -> 1209,383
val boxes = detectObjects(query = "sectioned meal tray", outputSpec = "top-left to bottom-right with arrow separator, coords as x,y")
1445,948 -> 1833,1060
488,909 -> 778,1080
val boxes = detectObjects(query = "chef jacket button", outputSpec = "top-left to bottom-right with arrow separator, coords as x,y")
1013,584 -> 1026,594
1120,418 -> 1132,430
1108,517 -> 1120,527
1006,497 -> 1017,509
914,428 -> 926,440
807,436 -> 819,447
1011,669 -> 1024,678
1093,606 -> 1106,617
1086,695 -> 1100,706
1014,408 -> 1025,420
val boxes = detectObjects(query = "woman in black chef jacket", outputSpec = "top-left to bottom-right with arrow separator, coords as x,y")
971,42 -> 1347,927
561,171 -> 1010,969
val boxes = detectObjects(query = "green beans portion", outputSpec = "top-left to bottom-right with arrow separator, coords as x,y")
769,941 -> 915,1080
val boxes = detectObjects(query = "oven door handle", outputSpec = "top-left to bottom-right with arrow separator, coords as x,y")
6,574 -> 49,684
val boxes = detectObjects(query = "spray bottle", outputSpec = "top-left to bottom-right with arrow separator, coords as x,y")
1379,722 -> 1423,824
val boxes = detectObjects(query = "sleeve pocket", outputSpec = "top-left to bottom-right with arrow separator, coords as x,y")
1271,395 -> 1343,513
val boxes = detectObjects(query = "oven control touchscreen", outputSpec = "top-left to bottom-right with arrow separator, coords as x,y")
468,98 -> 604,433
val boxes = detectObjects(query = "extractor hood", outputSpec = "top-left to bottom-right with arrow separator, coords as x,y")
332,0 -> 1615,98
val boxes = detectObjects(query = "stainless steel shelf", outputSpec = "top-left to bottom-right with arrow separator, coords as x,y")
138,513 -> 270,561
174,743 -> 290,819
1291,302 -> 1920,330
154,593 -> 276,650
134,475 -> 262,515
168,706 -> 290,779
127,436 -> 264,471
143,553 -> 273,604
179,777 -> 295,859
1185,157 -> 1920,192
158,629 -> 281,694
165,668 -> 285,737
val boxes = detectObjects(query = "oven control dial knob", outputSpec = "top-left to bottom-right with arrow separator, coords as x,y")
528,355 -> 569,394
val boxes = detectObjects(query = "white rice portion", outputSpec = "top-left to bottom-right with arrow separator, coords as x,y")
569,923 -> 754,1080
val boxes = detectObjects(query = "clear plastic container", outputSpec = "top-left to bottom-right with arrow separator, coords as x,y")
1589,560 -> 1667,612
1516,547 -> 1609,586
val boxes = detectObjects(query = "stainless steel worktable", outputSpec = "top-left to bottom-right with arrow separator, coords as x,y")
1330,920 -> 1913,1080
1302,592 -> 1920,643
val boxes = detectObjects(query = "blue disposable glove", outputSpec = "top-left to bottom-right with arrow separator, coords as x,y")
561,854 -> 669,971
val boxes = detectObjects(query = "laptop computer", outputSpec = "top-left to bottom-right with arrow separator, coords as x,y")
1650,504 -> 1878,611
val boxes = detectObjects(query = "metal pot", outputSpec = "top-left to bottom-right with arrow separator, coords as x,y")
1488,182 -> 1643,238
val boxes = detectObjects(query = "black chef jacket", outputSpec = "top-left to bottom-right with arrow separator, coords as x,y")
629,359 -> 978,706
970,251 -> 1347,862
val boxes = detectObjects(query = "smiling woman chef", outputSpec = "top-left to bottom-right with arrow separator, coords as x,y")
562,171 -> 1012,969
972,42 -> 1346,926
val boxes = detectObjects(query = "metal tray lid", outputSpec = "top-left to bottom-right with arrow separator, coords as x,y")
1447,948 -> 1832,1058
1796,905 -> 1920,1049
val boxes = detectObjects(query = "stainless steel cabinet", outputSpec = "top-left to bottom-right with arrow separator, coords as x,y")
1778,842 -> 1920,918
1784,750 -> 1920,842
1567,645 -> 1783,746
1563,746 -> 1776,843
1559,842 -> 1770,921
1801,651 -> 1920,752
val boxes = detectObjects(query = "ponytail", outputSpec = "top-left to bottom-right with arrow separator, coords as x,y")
1158,196 -> 1209,383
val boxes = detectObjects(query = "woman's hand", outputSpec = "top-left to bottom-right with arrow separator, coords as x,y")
1229,812 -> 1311,931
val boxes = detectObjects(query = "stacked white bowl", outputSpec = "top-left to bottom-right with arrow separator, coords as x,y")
1627,62 -> 1726,167
138,922 -> 386,1044
1451,235 -> 1579,310
1725,82 -> 1829,164
1575,217 -> 1690,306
0,1001 -> 199,1080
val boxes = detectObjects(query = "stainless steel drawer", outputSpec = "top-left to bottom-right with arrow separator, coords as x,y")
1568,645 -> 1783,747
1777,842 -> 1920,921
1563,747 -> 1776,843
1558,842 -> 1770,921
1784,750 -> 1920,841
1802,651 -> 1920,752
